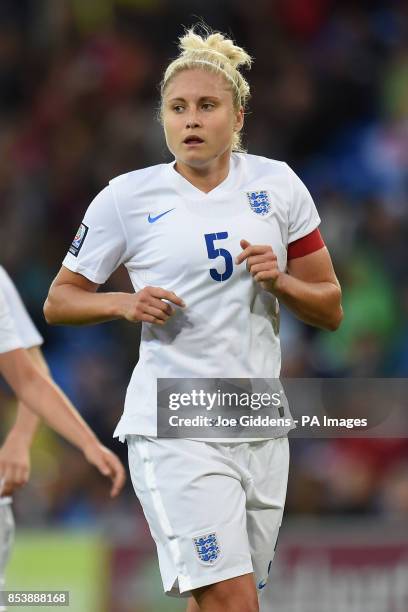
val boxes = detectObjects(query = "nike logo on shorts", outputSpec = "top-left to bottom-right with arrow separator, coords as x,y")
148,208 -> 175,223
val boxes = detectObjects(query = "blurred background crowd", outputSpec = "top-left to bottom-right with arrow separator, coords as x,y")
0,0 -> 407,549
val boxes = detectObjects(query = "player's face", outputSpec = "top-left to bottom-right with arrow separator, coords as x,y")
162,68 -> 244,169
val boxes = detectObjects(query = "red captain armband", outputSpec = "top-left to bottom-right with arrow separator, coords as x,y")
287,228 -> 325,260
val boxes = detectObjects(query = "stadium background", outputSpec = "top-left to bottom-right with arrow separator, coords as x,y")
0,1 -> 407,610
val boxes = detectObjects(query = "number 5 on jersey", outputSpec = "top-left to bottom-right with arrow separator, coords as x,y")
204,232 -> 233,282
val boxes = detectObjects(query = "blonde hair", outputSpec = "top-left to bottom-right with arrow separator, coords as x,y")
160,25 -> 252,152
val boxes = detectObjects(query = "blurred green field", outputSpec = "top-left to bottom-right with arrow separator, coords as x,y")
5,530 -> 107,611
5,530 -> 184,612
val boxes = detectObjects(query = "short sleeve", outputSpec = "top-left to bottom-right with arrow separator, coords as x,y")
0,288 -> 22,354
62,185 -> 127,284
0,267 -> 43,349
286,164 -> 321,244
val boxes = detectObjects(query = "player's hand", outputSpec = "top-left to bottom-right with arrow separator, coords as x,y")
0,435 -> 31,496
82,441 -> 126,498
236,239 -> 282,293
120,286 -> 185,325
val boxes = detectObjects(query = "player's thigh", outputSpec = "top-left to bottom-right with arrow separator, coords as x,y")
191,573 -> 259,612
186,596 -> 200,612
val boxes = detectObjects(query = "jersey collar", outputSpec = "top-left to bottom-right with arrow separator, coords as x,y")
166,153 -> 243,201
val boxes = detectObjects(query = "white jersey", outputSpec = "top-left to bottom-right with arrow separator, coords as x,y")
62,153 -> 320,438
0,267 -> 43,350
0,289 -> 21,355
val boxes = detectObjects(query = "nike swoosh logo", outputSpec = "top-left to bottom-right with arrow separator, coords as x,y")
258,580 -> 267,590
148,208 -> 175,224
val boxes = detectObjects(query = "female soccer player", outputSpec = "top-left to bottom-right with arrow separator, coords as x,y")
44,26 -> 342,612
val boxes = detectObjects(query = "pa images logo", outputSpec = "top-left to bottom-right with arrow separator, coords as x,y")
193,532 -> 220,565
247,190 -> 271,216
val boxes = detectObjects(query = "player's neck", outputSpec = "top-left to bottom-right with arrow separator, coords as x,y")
174,152 -> 231,194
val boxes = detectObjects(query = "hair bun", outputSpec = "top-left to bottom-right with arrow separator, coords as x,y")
179,27 -> 252,70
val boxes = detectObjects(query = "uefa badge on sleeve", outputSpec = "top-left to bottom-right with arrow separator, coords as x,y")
247,190 -> 271,216
193,532 -> 221,565
69,223 -> 89,257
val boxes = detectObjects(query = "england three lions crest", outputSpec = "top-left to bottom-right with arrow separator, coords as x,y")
247,190 -> 271,216
193,532 -> 220,565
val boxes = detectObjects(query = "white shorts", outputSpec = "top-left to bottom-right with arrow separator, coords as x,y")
0,499 -> 14,612
127,435 -> 289,598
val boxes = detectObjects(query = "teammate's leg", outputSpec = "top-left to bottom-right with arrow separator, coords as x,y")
0,500 -> 15,612
187,574 -> 259,612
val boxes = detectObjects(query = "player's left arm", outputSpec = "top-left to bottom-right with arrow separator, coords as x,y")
279,246 -> 343,330
236,238 -> 343,331
0,346 -> 45,496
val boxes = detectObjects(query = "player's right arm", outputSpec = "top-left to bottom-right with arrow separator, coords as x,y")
44,185 -> 184,326
44,266 -> 184,326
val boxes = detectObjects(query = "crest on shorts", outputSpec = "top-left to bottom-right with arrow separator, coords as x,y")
193,532 -> 220,565
247,190 -> 271,216
69,223 -> 89,257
